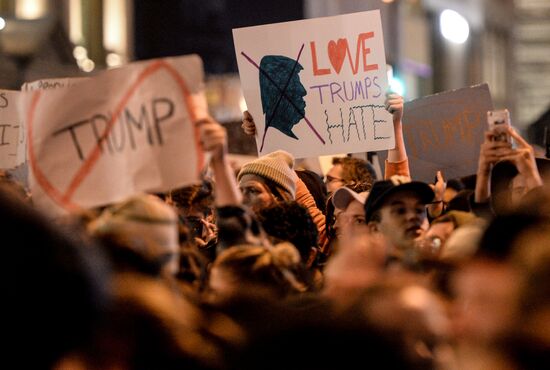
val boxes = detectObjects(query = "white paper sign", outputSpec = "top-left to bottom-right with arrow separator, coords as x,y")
21,55 -> 207,214
0,90 -> 25,169
233,10 -> 394,159
22,77 -> 88,92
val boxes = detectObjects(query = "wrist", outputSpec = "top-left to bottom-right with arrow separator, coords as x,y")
210,148 -> 228,164
477,166 -> 491,177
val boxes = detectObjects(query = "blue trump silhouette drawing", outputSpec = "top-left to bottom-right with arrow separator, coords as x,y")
259,55 -> 307,151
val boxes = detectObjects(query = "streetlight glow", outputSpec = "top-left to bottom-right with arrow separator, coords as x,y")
440,9 -> 470,44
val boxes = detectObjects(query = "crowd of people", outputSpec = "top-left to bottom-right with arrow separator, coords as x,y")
6,91 -> 550,369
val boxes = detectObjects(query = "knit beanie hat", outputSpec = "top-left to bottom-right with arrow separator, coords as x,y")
238,150 -> 298,199
88,193 -> 179,259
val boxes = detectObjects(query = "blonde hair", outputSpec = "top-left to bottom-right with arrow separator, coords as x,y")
212,243 -> 307,297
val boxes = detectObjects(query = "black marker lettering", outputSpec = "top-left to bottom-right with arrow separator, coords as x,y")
125,104 -> 153,149
0,124 -> 10,145
152,98 -> 174,145
52,119 -> 91,161
0,93 -> 8,108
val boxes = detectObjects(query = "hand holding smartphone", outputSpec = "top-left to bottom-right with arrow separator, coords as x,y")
487,109 -> 512,145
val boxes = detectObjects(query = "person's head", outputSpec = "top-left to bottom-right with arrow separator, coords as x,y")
259,55 -> 306,141
490,159 -> 539,214
207,243 -> 306,303
449,210 -> 546,346
331,186 -> 369,240
418,211 -> 478,260
491,161 -> 525,215
296,169 -> 327,214
257,201 -> 318,266
506,219 -> 550,368
0,170 -> 30,202
451,257 -> 523,345
364,176 -> 434,256
446,189 -> 474,213
216,205 -> 264,252
4,187 -> 109,369
444,178 -> 465,204
238,150 -> 298,213
167,180 -> 214,220
88,193 -> 180,277
81,272 -> 236,370
325,156 -> 376,194
357,279 -> 450,369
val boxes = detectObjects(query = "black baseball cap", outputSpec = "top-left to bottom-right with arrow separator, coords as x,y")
364,176 -> 434,222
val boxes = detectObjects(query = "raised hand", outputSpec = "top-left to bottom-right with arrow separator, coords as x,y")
241,110 -> 257,136
428,170 -> 446,218
500,126 -> 542,194
385,92 -> 408,166
478,131 -> 514,175
197,117 -> 227,161
385,92 -> 404,124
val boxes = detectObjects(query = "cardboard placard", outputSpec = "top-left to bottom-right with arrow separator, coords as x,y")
379,84 -> 493,182
233,10 -> 394,159
21,55 -> 208,214
0,90 -> 25,169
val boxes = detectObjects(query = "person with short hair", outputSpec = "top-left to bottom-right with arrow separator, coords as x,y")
364,176 -> 435,266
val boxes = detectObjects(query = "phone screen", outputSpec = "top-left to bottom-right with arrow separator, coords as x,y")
487,109 -> 511,144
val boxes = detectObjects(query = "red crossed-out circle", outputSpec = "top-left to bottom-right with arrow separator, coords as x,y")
27,59 -> 204,212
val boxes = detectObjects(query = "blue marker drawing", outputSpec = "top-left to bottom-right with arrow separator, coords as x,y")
241,44 -> 325,152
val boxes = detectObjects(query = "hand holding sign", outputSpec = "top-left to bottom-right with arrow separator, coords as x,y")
241,110 -> 257,136
22,55 -> 206,215
385,92 -> 404,123
200,116 -> 243,207
233,10 -> 394,158
198,117 -> 228,162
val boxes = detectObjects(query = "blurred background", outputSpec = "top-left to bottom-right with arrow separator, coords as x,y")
0,0 -> 548,154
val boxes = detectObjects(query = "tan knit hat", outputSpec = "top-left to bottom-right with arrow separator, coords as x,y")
238,150 -> 298,199
88,193 -> 179,260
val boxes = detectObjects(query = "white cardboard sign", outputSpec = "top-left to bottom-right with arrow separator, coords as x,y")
233,10 -> 394,158
0,90 -> 25,169
22,77 -> 88,92
21,55 -> 207,214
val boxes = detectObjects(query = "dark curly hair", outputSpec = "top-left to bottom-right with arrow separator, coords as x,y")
257,201 -> 318,264
168,180 -> 214,217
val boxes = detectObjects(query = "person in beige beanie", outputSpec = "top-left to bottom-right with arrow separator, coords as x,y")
237,150 -> 298,213
88,193 -> 180,277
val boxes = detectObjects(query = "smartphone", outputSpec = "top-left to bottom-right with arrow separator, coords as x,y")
487,109 -> 512,144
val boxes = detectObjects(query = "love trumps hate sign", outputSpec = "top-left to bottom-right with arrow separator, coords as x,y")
21,55 -> 208,215
233,10 -> 394,159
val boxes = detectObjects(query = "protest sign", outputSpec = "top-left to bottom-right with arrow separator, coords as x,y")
0,90 -> 25,169
379,84 -> 493,183
22,77 -> 88,91
21,55 -> 208,214
233,10 -> 394,159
